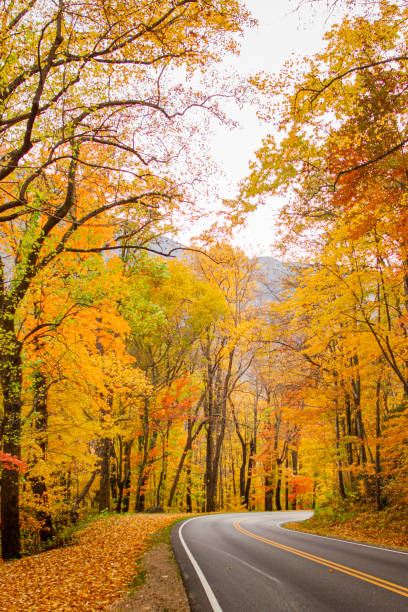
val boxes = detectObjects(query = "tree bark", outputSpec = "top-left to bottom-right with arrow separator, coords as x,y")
244,438 -> 255,508
244,394 -> 258,510
231,401 -> 247,501
134,427 -> 158,512
351,358 -> 370,498
98,437 -> 111,512
167,419 -> 205,507
291,449 -> 298,510
275,462 -> 282,511
375,379 -> 382,510
71,470 -> 98,520
0,334 -> 23,559
206,351 -> 233,511
186,457 -> 192,513
156,429 -> 168,506
264,471 -> 273,511
122,441 -> 132,513
29,371 -> 53,541
204,355 -> 216,512
345,393 -> 354,467
335,414 -> 347,500
116,439 -> 133,513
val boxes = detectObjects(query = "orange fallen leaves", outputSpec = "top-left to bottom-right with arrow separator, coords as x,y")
286,509 -> 408,551
0,513 -> 187,611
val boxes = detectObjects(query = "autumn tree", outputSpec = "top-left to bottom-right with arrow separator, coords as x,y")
241,0 -> 408,514
190,246 -> 262,510
0,0 -> 252,559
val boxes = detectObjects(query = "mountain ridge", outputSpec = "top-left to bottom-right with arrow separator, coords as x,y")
150,237 -> 290,302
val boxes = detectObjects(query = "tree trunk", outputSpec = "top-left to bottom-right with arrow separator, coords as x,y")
122,441 -> 132,513
29,371 -> 53,541
239,442 -> 247,500
291,450 -> 298,510
244,395 -> 258,510
98,437 -> 111,512
352,362 -> 370,498
135,472 -> 147,512
335,414 -> 347,500
244,438 -> 255,508
275,462 -> 282,511
207,394 -> 227,511
110,455 -> 117,505
186,457 -> 192,513
115,437 -> 123,513
116,439 -> 132,513
375,379 -> 382,510
167,419 -> 205,507
134,427 -> 158,512
71,470 -> 98,520
219,458 -> 224,508
231,402 -> 247,501
156,430 -> 168,506
264,470 -> 273,511
231,453 -> 236,498
205,349 -> 233,512
345,393 -> 354,467
204,359 -> 215,512
205,416 -> 216,511
0,336 -> 23,560
134,399 -> 155,512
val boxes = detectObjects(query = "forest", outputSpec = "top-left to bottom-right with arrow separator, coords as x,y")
1,0 -> 408,565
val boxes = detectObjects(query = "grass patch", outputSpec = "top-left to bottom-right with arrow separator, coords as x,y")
127,514 -> 193,595
128,557 -> 147,597
147,515 -> 193,549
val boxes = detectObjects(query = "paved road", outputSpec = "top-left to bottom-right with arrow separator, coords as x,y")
171,511 -> 408,611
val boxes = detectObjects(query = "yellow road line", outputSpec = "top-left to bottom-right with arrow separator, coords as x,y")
233,520 -> 408,599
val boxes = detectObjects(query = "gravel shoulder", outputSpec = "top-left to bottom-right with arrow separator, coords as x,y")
111,541 -> 190,612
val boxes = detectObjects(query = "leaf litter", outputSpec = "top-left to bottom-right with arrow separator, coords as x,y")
0,513 -> 187,611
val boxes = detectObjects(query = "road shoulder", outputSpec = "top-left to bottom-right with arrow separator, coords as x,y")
111,540 -> 190,612
283,515 -> 408,553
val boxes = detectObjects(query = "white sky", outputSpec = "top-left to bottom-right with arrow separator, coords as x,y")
183,0 -> 346,257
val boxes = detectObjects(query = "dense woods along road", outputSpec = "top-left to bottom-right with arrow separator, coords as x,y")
171,512 -> 408,612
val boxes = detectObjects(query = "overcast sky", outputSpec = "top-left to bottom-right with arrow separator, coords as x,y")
191,0 -> 346,257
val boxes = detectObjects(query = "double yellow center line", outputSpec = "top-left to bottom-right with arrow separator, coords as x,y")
233,520 -> 408,599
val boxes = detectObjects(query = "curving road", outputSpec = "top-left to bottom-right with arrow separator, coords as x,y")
170,511 -> 408,611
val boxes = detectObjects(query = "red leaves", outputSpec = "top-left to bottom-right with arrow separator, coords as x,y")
159,375 -> 200,420
289,475 -> 313,503
0,452 -> 26,473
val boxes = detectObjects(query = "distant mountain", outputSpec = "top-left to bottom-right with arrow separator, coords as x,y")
148,236 -> 186,258
150,237 -> 291,303
255,256 -> 292,303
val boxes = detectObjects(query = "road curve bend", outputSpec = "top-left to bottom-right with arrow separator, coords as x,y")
170,511 -> 408,612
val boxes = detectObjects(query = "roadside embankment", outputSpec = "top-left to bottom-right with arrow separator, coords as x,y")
284,506 -> 408,551
0,513 -> 189,611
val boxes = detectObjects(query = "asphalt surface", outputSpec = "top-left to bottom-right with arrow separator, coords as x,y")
170,511 -> 408,611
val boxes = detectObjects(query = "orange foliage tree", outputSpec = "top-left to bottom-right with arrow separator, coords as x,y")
0,0 -> 252,559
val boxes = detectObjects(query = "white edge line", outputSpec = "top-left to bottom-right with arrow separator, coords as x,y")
178,517 -> 223,612
276,521 -> 408,556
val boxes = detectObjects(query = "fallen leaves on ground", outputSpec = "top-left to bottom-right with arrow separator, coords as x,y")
286,508 -> 408,550
0,513 -> 188,611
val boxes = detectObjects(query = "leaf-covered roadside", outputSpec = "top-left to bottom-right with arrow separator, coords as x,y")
0,513 -> 187,612
285,507 -> 408,551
